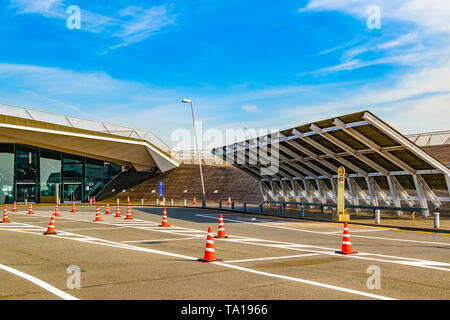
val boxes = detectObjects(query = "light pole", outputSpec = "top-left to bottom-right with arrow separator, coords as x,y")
182,99 -> 206,207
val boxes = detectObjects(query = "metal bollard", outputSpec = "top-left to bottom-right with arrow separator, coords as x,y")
219,200 -> 222,209
231,201 -> 235,210
278,204 -> 282,216
156,198 -> 159,206
183,199 -> 187,206
141,198 -> 144,205
434,212 -> 440,229
375,209 -> 381,225
258,203 -> 263,213
243,202 -> 247,211
301,205 -> 304,218
202,200 -> 206,208
170,199 -> 174,206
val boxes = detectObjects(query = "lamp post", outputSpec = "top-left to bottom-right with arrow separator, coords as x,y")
182,99 -> 206,207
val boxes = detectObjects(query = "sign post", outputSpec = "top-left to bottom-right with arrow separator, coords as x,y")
159,181 -> 164,201
332,166 -> 350,222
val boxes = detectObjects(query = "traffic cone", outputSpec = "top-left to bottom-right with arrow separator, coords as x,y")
198,226 -> 222,262
12,201 -> 17,213
28,203 -> 34,215
93,205 -> 103,222
54,203 -> 60,217
88,195 -> 90,204
159,208 -> 170,227
215,214 -> 228,238
114,203 -> 121,218
71,201 -> 77,212
93,196 -> 96,204
227,196 -> 231,206
127,196 -> 130,204
43,213 -> 57,235
1,206 -> 9,223
193,196 -> 197,205
124,204 -> 132,220
105,202 -> 111,214
335,222 -> 358,255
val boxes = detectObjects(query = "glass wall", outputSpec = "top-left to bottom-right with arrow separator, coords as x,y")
0,143 -> 122,204
0,144 -> 14,204
85,158 -> 104,200
15,145 -> 38,203
40,149 -> 61,203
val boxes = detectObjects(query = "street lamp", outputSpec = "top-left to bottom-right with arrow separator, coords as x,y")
182,99 -> 206,207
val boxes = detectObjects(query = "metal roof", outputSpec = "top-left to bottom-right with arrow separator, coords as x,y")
212,111 -> 450,217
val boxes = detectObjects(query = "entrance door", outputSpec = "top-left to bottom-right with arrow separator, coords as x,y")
16,183 -> 37,203
63,183 -> 82,203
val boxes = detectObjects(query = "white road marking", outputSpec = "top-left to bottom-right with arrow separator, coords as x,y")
211,262 -> 396,300
121,236 -> 204,243
0,264 -> 78,300
225,253 -> 320,263
195,214 -> 450,246
0,222 -> 395,300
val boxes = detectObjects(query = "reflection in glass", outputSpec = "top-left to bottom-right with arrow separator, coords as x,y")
0,144 -> 14,204
40,149 -> 61,203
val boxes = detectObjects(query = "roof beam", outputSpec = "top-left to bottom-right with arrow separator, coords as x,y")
363,112 -> 450,176
333,118 -> 416,175
310,123 -> 390,176
293,130 -> 368,177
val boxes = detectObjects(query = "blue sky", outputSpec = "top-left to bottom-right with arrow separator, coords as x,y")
1,0 -> 449,149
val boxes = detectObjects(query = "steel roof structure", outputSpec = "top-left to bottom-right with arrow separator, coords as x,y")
212,111 -> 450,217
0,103 -> 179,172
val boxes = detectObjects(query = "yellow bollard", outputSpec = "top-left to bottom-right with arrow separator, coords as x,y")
411,211 -> 415,220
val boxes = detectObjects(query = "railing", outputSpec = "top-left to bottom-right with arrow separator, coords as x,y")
406,130 -> 450,146
170,149 -> 226,165
263,200 -> 425,214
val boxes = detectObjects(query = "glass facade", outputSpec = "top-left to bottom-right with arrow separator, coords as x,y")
0,143 -> 123,204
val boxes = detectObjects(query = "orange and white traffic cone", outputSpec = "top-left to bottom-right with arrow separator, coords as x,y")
93,196 -> 96,204
43,213 -> 57,235
159,208 -> 170,227
114,203 -> 121,218
54,203 -> 60,217
215,214 -> 228,238
105,203 -> 111,214
127,196 -> 130,205
335,222 -> 357,255
124,204 -> 132,220
1,206 -> 9,223
93,205 -> 103,222
12,201 -> 17,213
193,197 -> 197,205
28,203 -> 34,215
71,201 -> 77,212
227,196 -> 231,206
198,226 -> 222,262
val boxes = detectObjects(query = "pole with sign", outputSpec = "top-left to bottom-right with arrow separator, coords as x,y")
159,181 -> 164,198
332,166 -> 350,222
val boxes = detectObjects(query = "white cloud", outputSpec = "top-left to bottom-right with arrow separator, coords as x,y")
242,104 -> 259,112
8,1 -> 177,50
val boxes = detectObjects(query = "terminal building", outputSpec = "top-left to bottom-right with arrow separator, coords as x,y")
0,103 -> 178,204
0,103 -> 449,218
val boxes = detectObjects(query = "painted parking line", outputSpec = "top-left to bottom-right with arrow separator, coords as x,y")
225,253 -> 320,263
0,221 -> 395,300
0,264 -> 78,300
195,214 -> 450,247
7,213 -> 450,272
